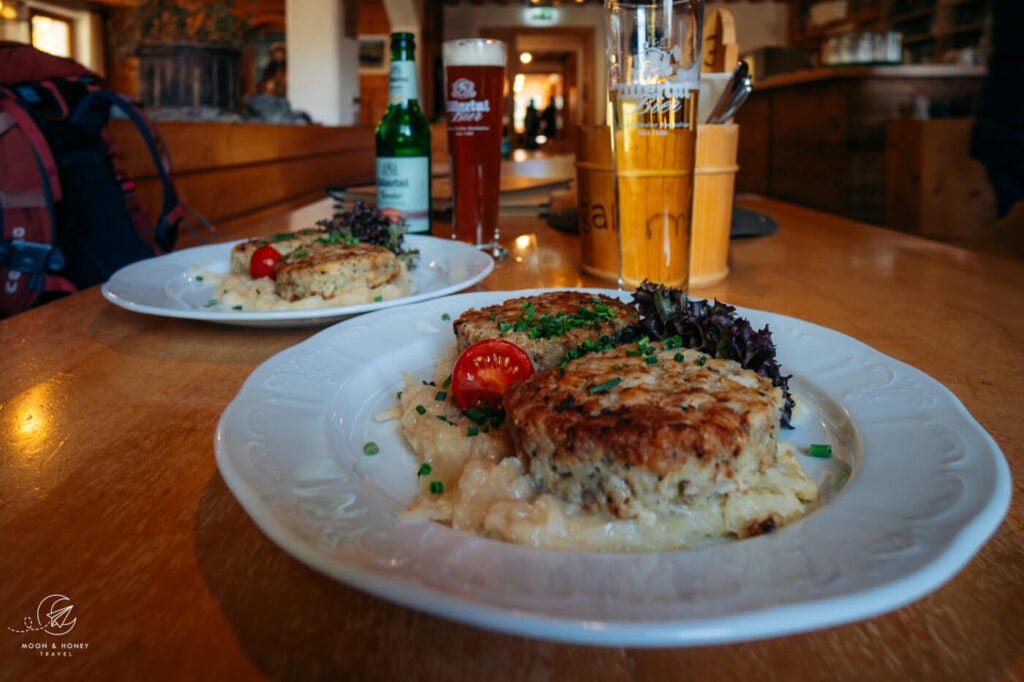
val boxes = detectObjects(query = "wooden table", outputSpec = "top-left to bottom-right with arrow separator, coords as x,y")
2,197 -> 1021,680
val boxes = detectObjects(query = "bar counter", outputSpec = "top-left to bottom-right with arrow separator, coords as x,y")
735,63 -> 987,226
2,196 -> 1021,680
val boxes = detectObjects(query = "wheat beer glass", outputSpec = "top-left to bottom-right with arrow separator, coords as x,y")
607,0 -> 703,290
442,38 -> 507,252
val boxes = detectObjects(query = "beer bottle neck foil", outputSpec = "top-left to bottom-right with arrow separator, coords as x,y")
388,32 -> 419,105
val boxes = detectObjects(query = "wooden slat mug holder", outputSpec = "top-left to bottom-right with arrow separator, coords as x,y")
692,7 -> 741,288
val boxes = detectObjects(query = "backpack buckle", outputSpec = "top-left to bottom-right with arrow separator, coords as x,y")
0,239 -> 66,276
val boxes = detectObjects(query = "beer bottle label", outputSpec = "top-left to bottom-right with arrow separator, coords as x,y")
376,156 -> 431,233
388,60 -> 419,104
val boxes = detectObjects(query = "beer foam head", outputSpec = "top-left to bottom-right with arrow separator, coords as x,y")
443,39 -> 506,67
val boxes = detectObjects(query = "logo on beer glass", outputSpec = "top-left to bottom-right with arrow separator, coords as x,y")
632,43 -> 682,83
447,78 -> 491,123
451,78 -> 477,99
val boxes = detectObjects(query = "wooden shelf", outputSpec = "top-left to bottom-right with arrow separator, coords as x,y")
889,8 -> 937,23
903,33 -> 936,45
789,0 -> 991,63
938,21 -> 986,36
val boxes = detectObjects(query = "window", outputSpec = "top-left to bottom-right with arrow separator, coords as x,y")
30,10 -> 73,58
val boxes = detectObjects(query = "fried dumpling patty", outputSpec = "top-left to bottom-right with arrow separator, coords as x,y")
503,342 -> 814,533
453,291 -> 636,372
274,241 -> 404,301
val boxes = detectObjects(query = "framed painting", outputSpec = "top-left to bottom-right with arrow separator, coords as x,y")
358,35 -> 389,74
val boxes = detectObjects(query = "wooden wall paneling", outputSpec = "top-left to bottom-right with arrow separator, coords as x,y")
767,84 -> 848,218
734,95 -> 771,196
109,120 -> 375,227
358,0 -> 392,126
735,67 -> 986,227
358,0 -> 392,35
886,118 -> 996,240
885,118 -> 925,235
360,74 -> 390,126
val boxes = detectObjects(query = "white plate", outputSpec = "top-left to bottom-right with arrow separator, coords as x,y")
101,236 -> 494,328
214,289 -> 1011,646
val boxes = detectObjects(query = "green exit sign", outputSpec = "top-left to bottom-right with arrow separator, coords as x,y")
524,7 -> 559,26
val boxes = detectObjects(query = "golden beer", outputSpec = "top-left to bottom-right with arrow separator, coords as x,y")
611,89 -> 699,289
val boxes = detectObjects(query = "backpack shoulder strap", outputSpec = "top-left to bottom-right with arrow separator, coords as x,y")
0,88 -> 61,204
70,89 -> 182,252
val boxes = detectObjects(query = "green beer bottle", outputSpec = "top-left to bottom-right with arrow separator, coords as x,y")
375,32 -> 431,234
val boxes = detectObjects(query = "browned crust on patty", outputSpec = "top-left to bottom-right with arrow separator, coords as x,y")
274,241 -> 402,301
505,345 -> 780,475
452,291 -> 637,372
502,344 -> 784,519
229,227 -> 327,275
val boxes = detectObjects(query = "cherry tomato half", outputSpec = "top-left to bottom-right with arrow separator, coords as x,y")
451,339 -> 535,411
250,244 -> 281,279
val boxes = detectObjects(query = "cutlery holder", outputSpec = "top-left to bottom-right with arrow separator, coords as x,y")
691,123 -> 740,287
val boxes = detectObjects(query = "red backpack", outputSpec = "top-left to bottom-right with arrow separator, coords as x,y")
0,41 -> 184,317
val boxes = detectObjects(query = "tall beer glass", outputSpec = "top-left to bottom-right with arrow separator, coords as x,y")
442,39 -> 507,252
607,0 -> 703,290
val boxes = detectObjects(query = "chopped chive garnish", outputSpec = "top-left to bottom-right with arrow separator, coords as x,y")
674,352 -> 685,362
697,356 -> 708,367
231,305 -> 243,310
442,375 -> 452,388
808,443 -> 833,458
429,480 -> 444,494
205,299 -> 219,307
374,295 -> 383,302
363,442 -> 380,456
396,390 -> 403,399
415,405 -> 426,415
644,355 -> 658,365
589,377 -> 622,394
441,313 -> 451,321
435,391 -> 447,401
418,463 -> 432,476
467,426 -> 480,437
195,275 -> 204,282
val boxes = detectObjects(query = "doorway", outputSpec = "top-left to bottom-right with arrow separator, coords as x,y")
481,26 -> 596,154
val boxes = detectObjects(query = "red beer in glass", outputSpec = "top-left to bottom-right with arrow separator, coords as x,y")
442,39 -> 507,251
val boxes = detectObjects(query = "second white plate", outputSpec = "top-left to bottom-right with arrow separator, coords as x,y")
101,235 -> 494,327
